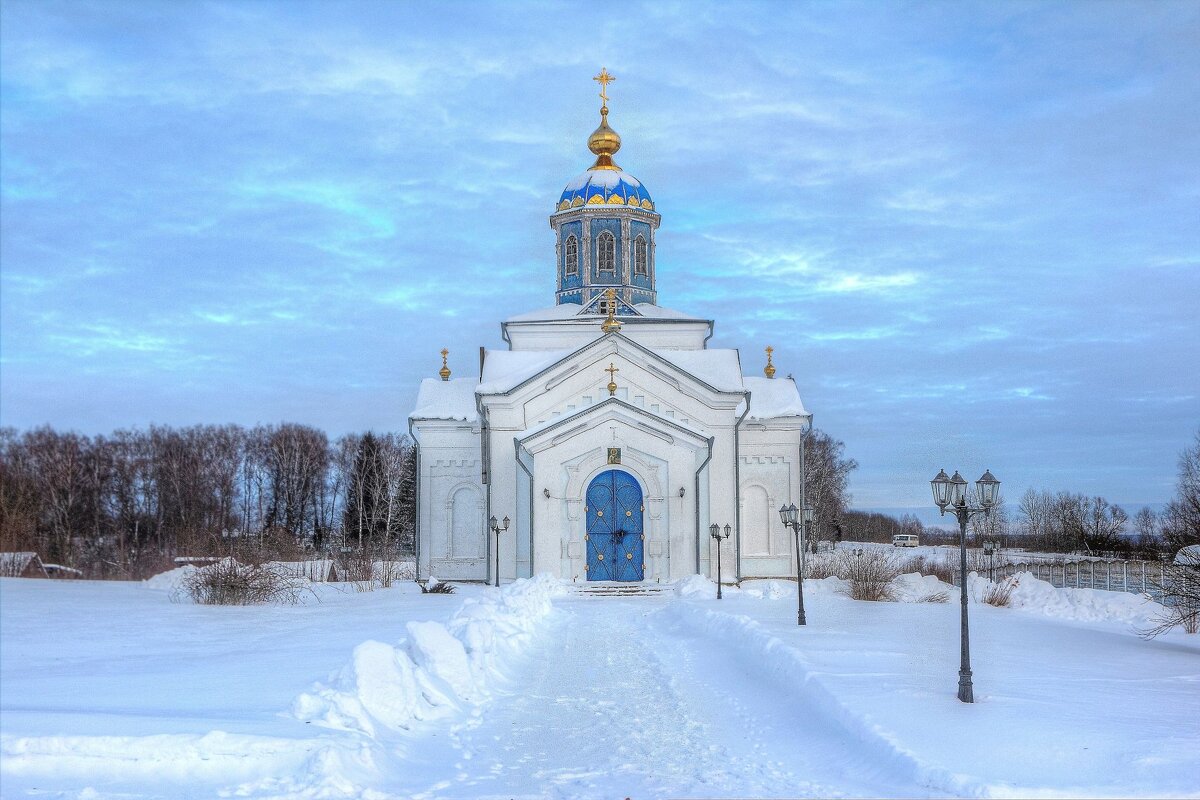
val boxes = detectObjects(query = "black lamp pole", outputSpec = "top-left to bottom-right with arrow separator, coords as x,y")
931,468 -> 1000,703
488,515 -> 510,588
779,503 -> 813,625
709,523 -> 731,598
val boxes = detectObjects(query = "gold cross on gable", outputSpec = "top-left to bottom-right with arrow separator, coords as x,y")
605,362 -> 619,396
593,68 -> 615,104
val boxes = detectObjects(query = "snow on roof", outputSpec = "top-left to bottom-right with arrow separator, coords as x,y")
479,350 -> 573,393
0,552 -> 46,576
742,376 -> 809,420
652,349 -> 744,392
42,563 -> 83,576
410,378 -> 480,422
504,303 -> 704,323
563,168 -> 645,193
633,304 -> 701,320
479,346 -> 743,396
506,305 -> 586,322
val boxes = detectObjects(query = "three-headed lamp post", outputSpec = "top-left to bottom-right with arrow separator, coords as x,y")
930,468 -> 1000,703
709,523 -> 732,599
779,502 -> 814,625
488,515 -> 510,588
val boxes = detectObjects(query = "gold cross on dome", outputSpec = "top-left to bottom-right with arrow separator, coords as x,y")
600,287 -> 622,333
593,68 -> 615,105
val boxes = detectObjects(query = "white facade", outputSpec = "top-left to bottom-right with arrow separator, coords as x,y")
410,101 -> 812,585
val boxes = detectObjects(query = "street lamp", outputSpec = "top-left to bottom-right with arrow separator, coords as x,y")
779,503 -> 814,625
709,523 -> 731,599
931,467 -> 1001,703
983,540 -> 999,581
489,515 -> 510,588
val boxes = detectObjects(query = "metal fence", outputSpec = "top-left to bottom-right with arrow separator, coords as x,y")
953,558 -> 1170,601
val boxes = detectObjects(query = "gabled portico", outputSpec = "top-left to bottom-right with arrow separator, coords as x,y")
512,397 -> 714,582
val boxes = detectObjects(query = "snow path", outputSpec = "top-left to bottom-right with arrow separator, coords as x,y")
399,596 -> 934,799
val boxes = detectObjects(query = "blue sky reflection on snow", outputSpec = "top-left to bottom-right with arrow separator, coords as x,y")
1,1 -> 1197,509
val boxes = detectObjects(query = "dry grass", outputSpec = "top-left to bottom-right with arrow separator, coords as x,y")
981,576 -> 1018,607
896,555 -> 953,584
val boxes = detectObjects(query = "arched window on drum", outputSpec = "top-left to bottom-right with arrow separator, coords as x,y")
634,235 -> 648,276
597,231 -> 616,273
564,235 -> 578,276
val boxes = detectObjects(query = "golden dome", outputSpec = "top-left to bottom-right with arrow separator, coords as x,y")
588,106 -> 622,170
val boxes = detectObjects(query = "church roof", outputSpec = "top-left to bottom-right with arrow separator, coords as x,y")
742,376 -> 809,420
505,303 -> 700,323
478,339 -> 745,397
658,349 -> 744,392
410,377 -> 479,422
410,356 -> 807,424
479,350 -> 573,393
555,168 -> 654,213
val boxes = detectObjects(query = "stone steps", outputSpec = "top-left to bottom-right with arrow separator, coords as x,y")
568,583 -> 674,598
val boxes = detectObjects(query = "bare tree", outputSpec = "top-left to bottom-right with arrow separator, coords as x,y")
1163,429 -> 1200,552
803,430 -> 858,553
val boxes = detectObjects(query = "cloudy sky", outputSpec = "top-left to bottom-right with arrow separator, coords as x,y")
2,0 -> 1197,512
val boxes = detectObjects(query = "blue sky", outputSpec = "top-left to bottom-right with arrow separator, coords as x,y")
2,0 -> 1197,511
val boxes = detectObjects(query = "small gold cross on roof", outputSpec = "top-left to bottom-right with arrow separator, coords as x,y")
605,362 -> 619,396
593,68 -> 615,105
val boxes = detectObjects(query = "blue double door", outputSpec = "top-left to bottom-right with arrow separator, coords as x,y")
585,469 -> 645,582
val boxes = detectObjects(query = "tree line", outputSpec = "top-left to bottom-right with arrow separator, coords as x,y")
836,429 -> 1200,559
0,425 -> 416,578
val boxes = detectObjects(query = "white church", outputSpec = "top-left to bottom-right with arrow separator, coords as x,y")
410,71 -> 812,585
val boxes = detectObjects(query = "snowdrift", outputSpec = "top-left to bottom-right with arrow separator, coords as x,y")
969,570 -> 1164,625
293,574 -> 565,737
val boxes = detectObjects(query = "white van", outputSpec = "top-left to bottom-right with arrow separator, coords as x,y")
892,533 -> 919,547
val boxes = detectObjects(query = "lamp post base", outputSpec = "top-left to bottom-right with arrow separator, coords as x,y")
958,668 -> 974,703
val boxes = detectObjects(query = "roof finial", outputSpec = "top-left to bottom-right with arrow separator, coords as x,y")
764,346 -> 776,379
588,68 -> 621,170
439,348 -> 451,381
605,362 -> 620,397
594,67 -> 615,106
601,288 -> 623,334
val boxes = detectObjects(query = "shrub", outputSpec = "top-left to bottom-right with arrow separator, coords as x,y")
1142,564 -> 1200,637
838,550 -> 901,601
179,559 -> 306,605
420,579 -> 455,594
804,552 -> 840,580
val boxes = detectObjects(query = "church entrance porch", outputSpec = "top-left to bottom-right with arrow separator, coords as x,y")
585,469 -> 644,581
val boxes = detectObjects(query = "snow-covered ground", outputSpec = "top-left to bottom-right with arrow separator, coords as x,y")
1,571 -> 1197,798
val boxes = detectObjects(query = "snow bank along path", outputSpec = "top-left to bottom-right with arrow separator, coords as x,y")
0,575 -> 566,799
292,573 -> 566,737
